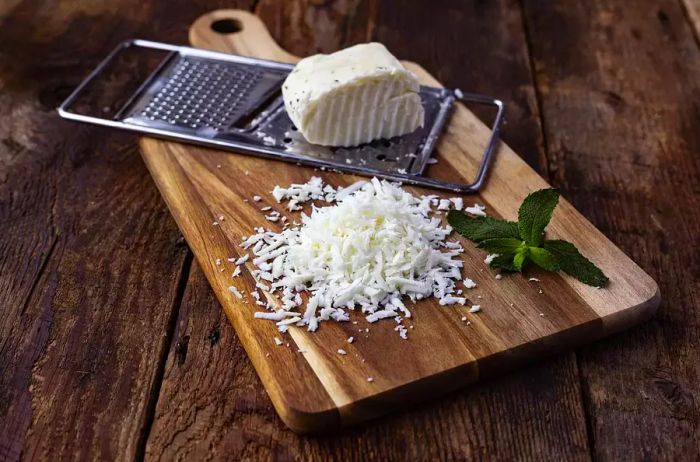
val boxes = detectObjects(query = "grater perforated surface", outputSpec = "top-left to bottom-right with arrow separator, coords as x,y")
125,55 -> 287,131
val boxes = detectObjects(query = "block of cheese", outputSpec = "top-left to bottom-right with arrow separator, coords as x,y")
281,42 -> 424,147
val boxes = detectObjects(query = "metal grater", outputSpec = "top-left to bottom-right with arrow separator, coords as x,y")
58,40 -> 505,193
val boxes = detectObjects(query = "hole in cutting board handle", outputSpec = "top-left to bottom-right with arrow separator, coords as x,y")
211,18 -> 242,34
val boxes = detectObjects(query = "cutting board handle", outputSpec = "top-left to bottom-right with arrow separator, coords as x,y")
189,9 -> 299,63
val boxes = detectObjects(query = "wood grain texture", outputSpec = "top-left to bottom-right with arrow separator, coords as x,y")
146,262 -> 592,461
682,0 -> 700,39
140,7 -> 659,433
5,0 -> 696,459
522,0 -> 700,459
0,1 -> 254,461
146,1 -> 595,459
0,57 -> 59,462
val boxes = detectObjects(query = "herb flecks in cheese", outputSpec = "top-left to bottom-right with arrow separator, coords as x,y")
282,43 -> 424,147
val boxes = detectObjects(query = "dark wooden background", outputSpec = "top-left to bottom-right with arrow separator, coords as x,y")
1,0 -> 699,460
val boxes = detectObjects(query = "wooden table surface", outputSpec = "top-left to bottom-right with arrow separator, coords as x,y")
1,0 -> 698,460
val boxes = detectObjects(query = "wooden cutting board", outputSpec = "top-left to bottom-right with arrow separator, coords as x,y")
139,9 -> 660,433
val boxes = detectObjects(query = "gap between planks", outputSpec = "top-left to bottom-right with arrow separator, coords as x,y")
517,0 -> 596,457
131,4 -> 264,457
133,249 -> 194,462
517,0 -> 551,179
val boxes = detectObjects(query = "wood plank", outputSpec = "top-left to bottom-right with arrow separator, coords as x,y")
0,1 -> 254,461
0,61 -> 59,462
147,1 -> 593,457
146,263 -> 592,461
16,135 -> 189,461
522,0 -> 700,459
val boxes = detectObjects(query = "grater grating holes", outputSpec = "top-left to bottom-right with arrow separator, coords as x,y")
140,57 -> 263,129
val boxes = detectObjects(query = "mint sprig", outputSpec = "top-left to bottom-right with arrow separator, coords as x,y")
447,189 -> 609,287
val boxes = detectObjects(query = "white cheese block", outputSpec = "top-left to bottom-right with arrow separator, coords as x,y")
282,42 -> 424,147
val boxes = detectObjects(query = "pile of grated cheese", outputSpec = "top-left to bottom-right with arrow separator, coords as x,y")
240,177 -> 482,334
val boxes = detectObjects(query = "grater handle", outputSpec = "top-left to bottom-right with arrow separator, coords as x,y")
453,92 -> 505,193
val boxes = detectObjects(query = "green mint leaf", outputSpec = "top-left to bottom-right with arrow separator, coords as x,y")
477,238 -> 524,254
543,239 -> 609,287
447,211 -> 520,243
517,188 -> 559,246
489,254 -> 518,272
513,247 -> 529,271
528,246 -> 560,271
447,191 -> 609,286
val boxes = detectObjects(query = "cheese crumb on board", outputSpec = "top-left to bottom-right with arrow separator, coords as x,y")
272,176 -> 329,204
464,203 -> 487,216
469,305 -> 481,313
450,197 -> 464,210
282,43 -> 424,146
398,326 -> 408,339
439,296 -> 466,306
437,199 -> 451,210
235,255 -> 249,265
228,286 -> 243,299
484,254 -> 499,265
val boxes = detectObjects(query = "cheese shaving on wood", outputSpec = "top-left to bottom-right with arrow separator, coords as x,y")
228,286 -> 243,299
464,203 -> 487,216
